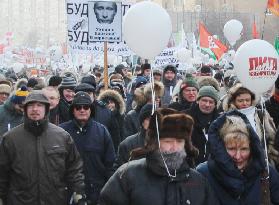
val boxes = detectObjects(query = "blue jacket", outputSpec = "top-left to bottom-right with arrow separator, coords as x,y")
60,119 -> 115,204
197,110 -> 279,205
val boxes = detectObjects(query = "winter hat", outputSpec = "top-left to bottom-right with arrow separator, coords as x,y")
146,108 -> 198,156
144,81 -> 164,100
0,84 -> 11,94
114,64 -> 126,75
27,78 -> 38,88
139,103 -> 153,124
197,85 -> 219,103
58,76 -> 77,91
48,76 -> 62,87
109,73 -> 124,84
180,77 -> 199,91
153,69 -> 162,76
200,65 -> 212,76
197,76 -> 220,91
141,63 -> 151,73
69,91 -> 94,118
81,75 -> 96,88
133,76 -> 148,89
163,65 -> 177,74
11,86 -> 29,104
219,115 -> 249,140
0,79 -> 12,87
109,82 -> 126,99
24,90 -> 49,106
74,83 -> 96,93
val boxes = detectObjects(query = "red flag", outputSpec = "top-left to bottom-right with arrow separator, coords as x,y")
0,44 -> 5,54
199,22 -> 228,60
268,0 -> 279,16
252,20 -> 259,39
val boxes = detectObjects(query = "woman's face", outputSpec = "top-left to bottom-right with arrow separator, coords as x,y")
106,99 -> 116,111
225,136 -> 251,172
234,93 -> 252,109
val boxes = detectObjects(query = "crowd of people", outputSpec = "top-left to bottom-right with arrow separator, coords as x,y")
0,61 -> 278,205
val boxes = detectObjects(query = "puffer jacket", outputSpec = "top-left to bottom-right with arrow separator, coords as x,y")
60,119 -> 115,204
0,123 -> 85,205
197,110 -> 279,205
0,98 -> 24,137
100,151 -> 220,205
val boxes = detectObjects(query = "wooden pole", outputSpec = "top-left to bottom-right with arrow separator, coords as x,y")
104,41 -> 108,90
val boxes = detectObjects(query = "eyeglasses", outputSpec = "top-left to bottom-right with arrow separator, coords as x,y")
75,105 -> 90,111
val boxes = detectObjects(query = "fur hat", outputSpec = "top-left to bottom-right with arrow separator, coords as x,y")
98,89 -> 126,115
219,115 -> 249,140
222,83 -> 256,111
197,76 -> 220,91
0,84 -> 11,94
146,108 -> 198,156
143,81 -> 164,101
133,86 -> 147,108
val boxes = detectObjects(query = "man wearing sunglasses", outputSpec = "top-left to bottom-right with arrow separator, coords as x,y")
60,91 -> 115,205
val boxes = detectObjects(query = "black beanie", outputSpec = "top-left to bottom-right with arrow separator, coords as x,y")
81,75 -> 96,88
27,78 -> 38,88
48,76 -> 62,87
139,103 -> 153,125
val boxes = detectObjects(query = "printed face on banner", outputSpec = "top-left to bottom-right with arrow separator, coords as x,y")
88,1 -> 122,42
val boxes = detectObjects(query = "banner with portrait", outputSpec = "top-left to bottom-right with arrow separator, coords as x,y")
66,0 -> 133,55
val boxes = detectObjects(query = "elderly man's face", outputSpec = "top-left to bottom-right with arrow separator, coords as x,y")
94,2 -> 117,24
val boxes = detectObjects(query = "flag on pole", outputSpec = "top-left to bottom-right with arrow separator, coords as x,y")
252,16 -> 259,39
268,0 -> 279,16
199,22 -> 228,60
275,36 -> 279,54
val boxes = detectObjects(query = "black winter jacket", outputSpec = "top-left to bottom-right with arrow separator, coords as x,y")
123,109 -> 140,138
0,123 -> 85,205
100,152 -> 220,205
60,119 -> 115,204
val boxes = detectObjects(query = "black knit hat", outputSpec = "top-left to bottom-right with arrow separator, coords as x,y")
48,76 -> 62,87
58,76 -> 77,91
139,103 -> 153,124
74,83 -> 95,93
81,75 -> 96,88
27,78 -> 38,88
163,65 -> 177,74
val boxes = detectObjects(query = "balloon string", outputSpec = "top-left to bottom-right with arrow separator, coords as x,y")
260,96 -> 270,175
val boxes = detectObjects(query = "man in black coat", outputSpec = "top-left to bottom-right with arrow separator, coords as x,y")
99,108 -> 219,205
60,92 -> 115,205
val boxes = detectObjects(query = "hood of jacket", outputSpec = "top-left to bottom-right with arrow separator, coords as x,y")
98,89 -> 126,115
207,110 -> 266,198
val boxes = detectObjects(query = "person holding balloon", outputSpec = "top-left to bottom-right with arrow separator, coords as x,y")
222,83 -> 279,169
197,110 -> 279,205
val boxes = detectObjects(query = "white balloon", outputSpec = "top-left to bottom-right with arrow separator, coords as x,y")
223,19 -> 243,46
123,1 -> 172,59
233,39 -> 279,94
176,48 -> 191,63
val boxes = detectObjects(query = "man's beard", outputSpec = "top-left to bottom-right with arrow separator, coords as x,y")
155,149 -> 187,171
24,116 -> 48,136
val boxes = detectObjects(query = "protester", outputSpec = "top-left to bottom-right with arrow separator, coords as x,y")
100,108 -> 219,205
114,63 -> 131,87
0,90 -> 86,205
98,89 -> 126,152
184,85 -> 220,166
161,65 -> 177,107
197,110 -> 279,205
0,86 -> 29,136
60,91 -> 115,205
42,86 -> 60,125
114,103 -> 153,169
57,76 -> 77,123
169,76 -> 199,111
153,69 -> 162,82
48,75 -> 62,88
222,83 -> 279,168
0,84 -> 11,105
140,63 -> 151,81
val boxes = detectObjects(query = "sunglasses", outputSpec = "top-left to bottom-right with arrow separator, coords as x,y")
75,105 -> 90,111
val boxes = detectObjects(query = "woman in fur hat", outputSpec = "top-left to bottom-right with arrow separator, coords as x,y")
222,83 -> 279,169
100,108 -> 219,205
197,110 -> 279,205
98,89 -> 125,152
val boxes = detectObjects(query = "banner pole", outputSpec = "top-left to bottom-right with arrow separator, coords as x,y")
104,41 -> 109,90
